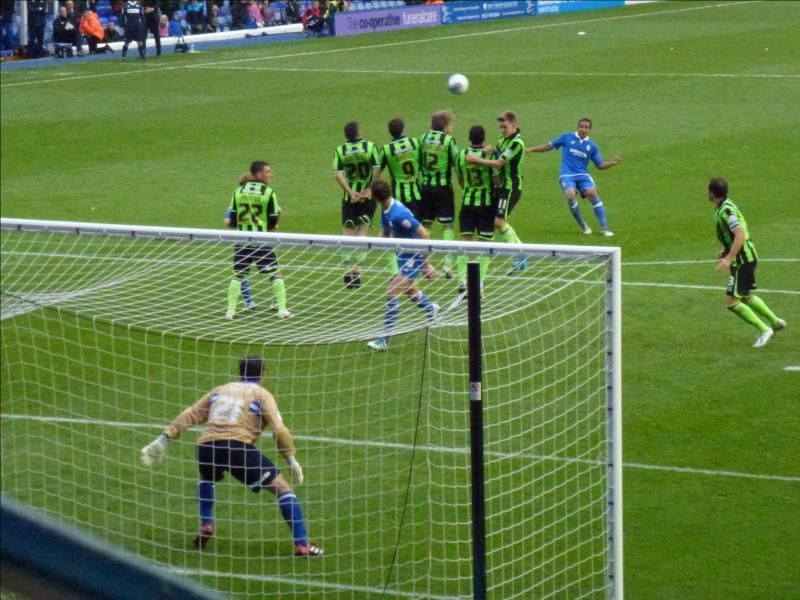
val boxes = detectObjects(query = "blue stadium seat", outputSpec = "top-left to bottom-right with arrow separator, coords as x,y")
99,17 -> 108,27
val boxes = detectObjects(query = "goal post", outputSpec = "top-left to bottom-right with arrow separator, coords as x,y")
1,218 -> 623,600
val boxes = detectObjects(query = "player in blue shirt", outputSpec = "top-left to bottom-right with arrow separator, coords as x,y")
367,180 -> 439,351
527,118 -> 622,236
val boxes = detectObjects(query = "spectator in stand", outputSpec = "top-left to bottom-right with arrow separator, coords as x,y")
185,0 -> 205,34
261,1 -> 276,27
231,0 -> 247,30
64,0 -> 84,55
144,1 -> 161,57
53,6 -> 76,57
112,1 -> 123,18
159,14 -> 169,36
285,0 -> 301,24
302,0 -> 323,36
168,11 -> 183,36
207,4 -> 220,32
1,1 -> 16,52
80,5 -> 105,54
247,0 -> 264,28
105,20 -> 121,42
27,0 -> 48,57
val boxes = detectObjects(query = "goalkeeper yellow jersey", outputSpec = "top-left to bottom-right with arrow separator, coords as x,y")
164,382 -> 295,456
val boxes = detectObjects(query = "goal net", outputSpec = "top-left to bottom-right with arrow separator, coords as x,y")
0,218 -> 622,600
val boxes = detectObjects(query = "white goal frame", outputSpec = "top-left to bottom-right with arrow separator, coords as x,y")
1,217 -> 623,600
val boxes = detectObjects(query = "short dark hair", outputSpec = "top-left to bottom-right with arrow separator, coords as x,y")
239,356 -> 264,379
371,180 -> 391,202
388,117 -> 405,138
708,177 -> 728,199
431,110 -> 453,131
578,118 -> 592,128
468,125 -> 485,146
343,121 -> 359,142
496,110 -> 517,124
250,161 -> 269,176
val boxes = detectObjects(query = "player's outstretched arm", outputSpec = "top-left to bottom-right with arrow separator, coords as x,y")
526,143 -> 553,154
465,153 -> 504,168
597,155 -> 623,170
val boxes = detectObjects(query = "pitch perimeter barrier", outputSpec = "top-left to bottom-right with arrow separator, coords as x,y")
335,0 -> 627,37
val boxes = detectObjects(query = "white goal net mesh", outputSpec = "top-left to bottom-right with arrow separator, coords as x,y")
0,220 -> 621,600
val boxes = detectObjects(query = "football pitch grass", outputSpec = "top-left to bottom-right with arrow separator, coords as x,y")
1,1 -> 799,598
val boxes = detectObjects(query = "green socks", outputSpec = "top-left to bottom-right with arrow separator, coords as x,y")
745,295 -> 780,327
729,302 -> 769,333
457,254 -> 467,283
387,253 -> 399,275
499,224 -> 521,244
272,278 -> 287,313
227,279 -> 242,314
457,255 -> 490,287
443,228 -> 455,268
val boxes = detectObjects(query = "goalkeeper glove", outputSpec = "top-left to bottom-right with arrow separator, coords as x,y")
140,434 -> 169,467
286,456 -> 304,485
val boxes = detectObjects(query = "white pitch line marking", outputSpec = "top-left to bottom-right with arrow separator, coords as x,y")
171,568 -> 456,599
190,64 -> 800,80
0,1 -> 759,88
785,366 -> 800,372
2,413 -> 798,483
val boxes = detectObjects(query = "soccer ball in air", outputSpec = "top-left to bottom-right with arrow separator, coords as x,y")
447,74 -> 469,95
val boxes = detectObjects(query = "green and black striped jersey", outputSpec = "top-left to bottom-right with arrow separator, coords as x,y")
496,130 -> 525,192
715,198 -> 757,266
229,181 -> 280,233
381,136 -> 421,203
332,139 -> 381,202
419,129 -> 459,188
457,147 -> 493,207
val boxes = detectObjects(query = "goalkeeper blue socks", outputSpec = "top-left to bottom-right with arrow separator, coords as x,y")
384,297 -> 400,336
591,197 -> 608,229
568,200 -> 586,227
241,279 -> 253,305
198,481 -> 215,526
278,492 -> 309,546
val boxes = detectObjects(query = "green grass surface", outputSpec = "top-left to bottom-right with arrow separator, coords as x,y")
2,1 -> 800,599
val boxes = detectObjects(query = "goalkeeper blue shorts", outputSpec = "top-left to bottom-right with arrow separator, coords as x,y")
197,440 -> 278,492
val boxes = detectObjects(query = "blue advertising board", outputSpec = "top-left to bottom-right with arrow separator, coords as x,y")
440,2 -> 537,26
535,1 -> 625,16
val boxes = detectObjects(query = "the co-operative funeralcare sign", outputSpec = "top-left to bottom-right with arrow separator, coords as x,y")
335,4 -> 441,37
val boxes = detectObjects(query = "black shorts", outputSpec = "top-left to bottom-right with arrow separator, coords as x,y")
494,188 -> 522,220
233,244 -> 278,276
124,23 -> 145,43
420,185 -> 455,225
401,199 -> 424,222
342,199 -> 376,228
727,261 -> 758,299
197,440 -> 279,492
459,205 -> 495,239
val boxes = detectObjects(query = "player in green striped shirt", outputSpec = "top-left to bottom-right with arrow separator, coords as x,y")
333,121 -> 381,288
380,117 -> 423,220
466,110 -> 527,272
709,178 -> 785,348
224,161 -> 293,320
419,110 -> 459,278
455,125 -> 494,294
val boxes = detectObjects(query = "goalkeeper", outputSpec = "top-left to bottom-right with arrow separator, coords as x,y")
140,356 -> 323,557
